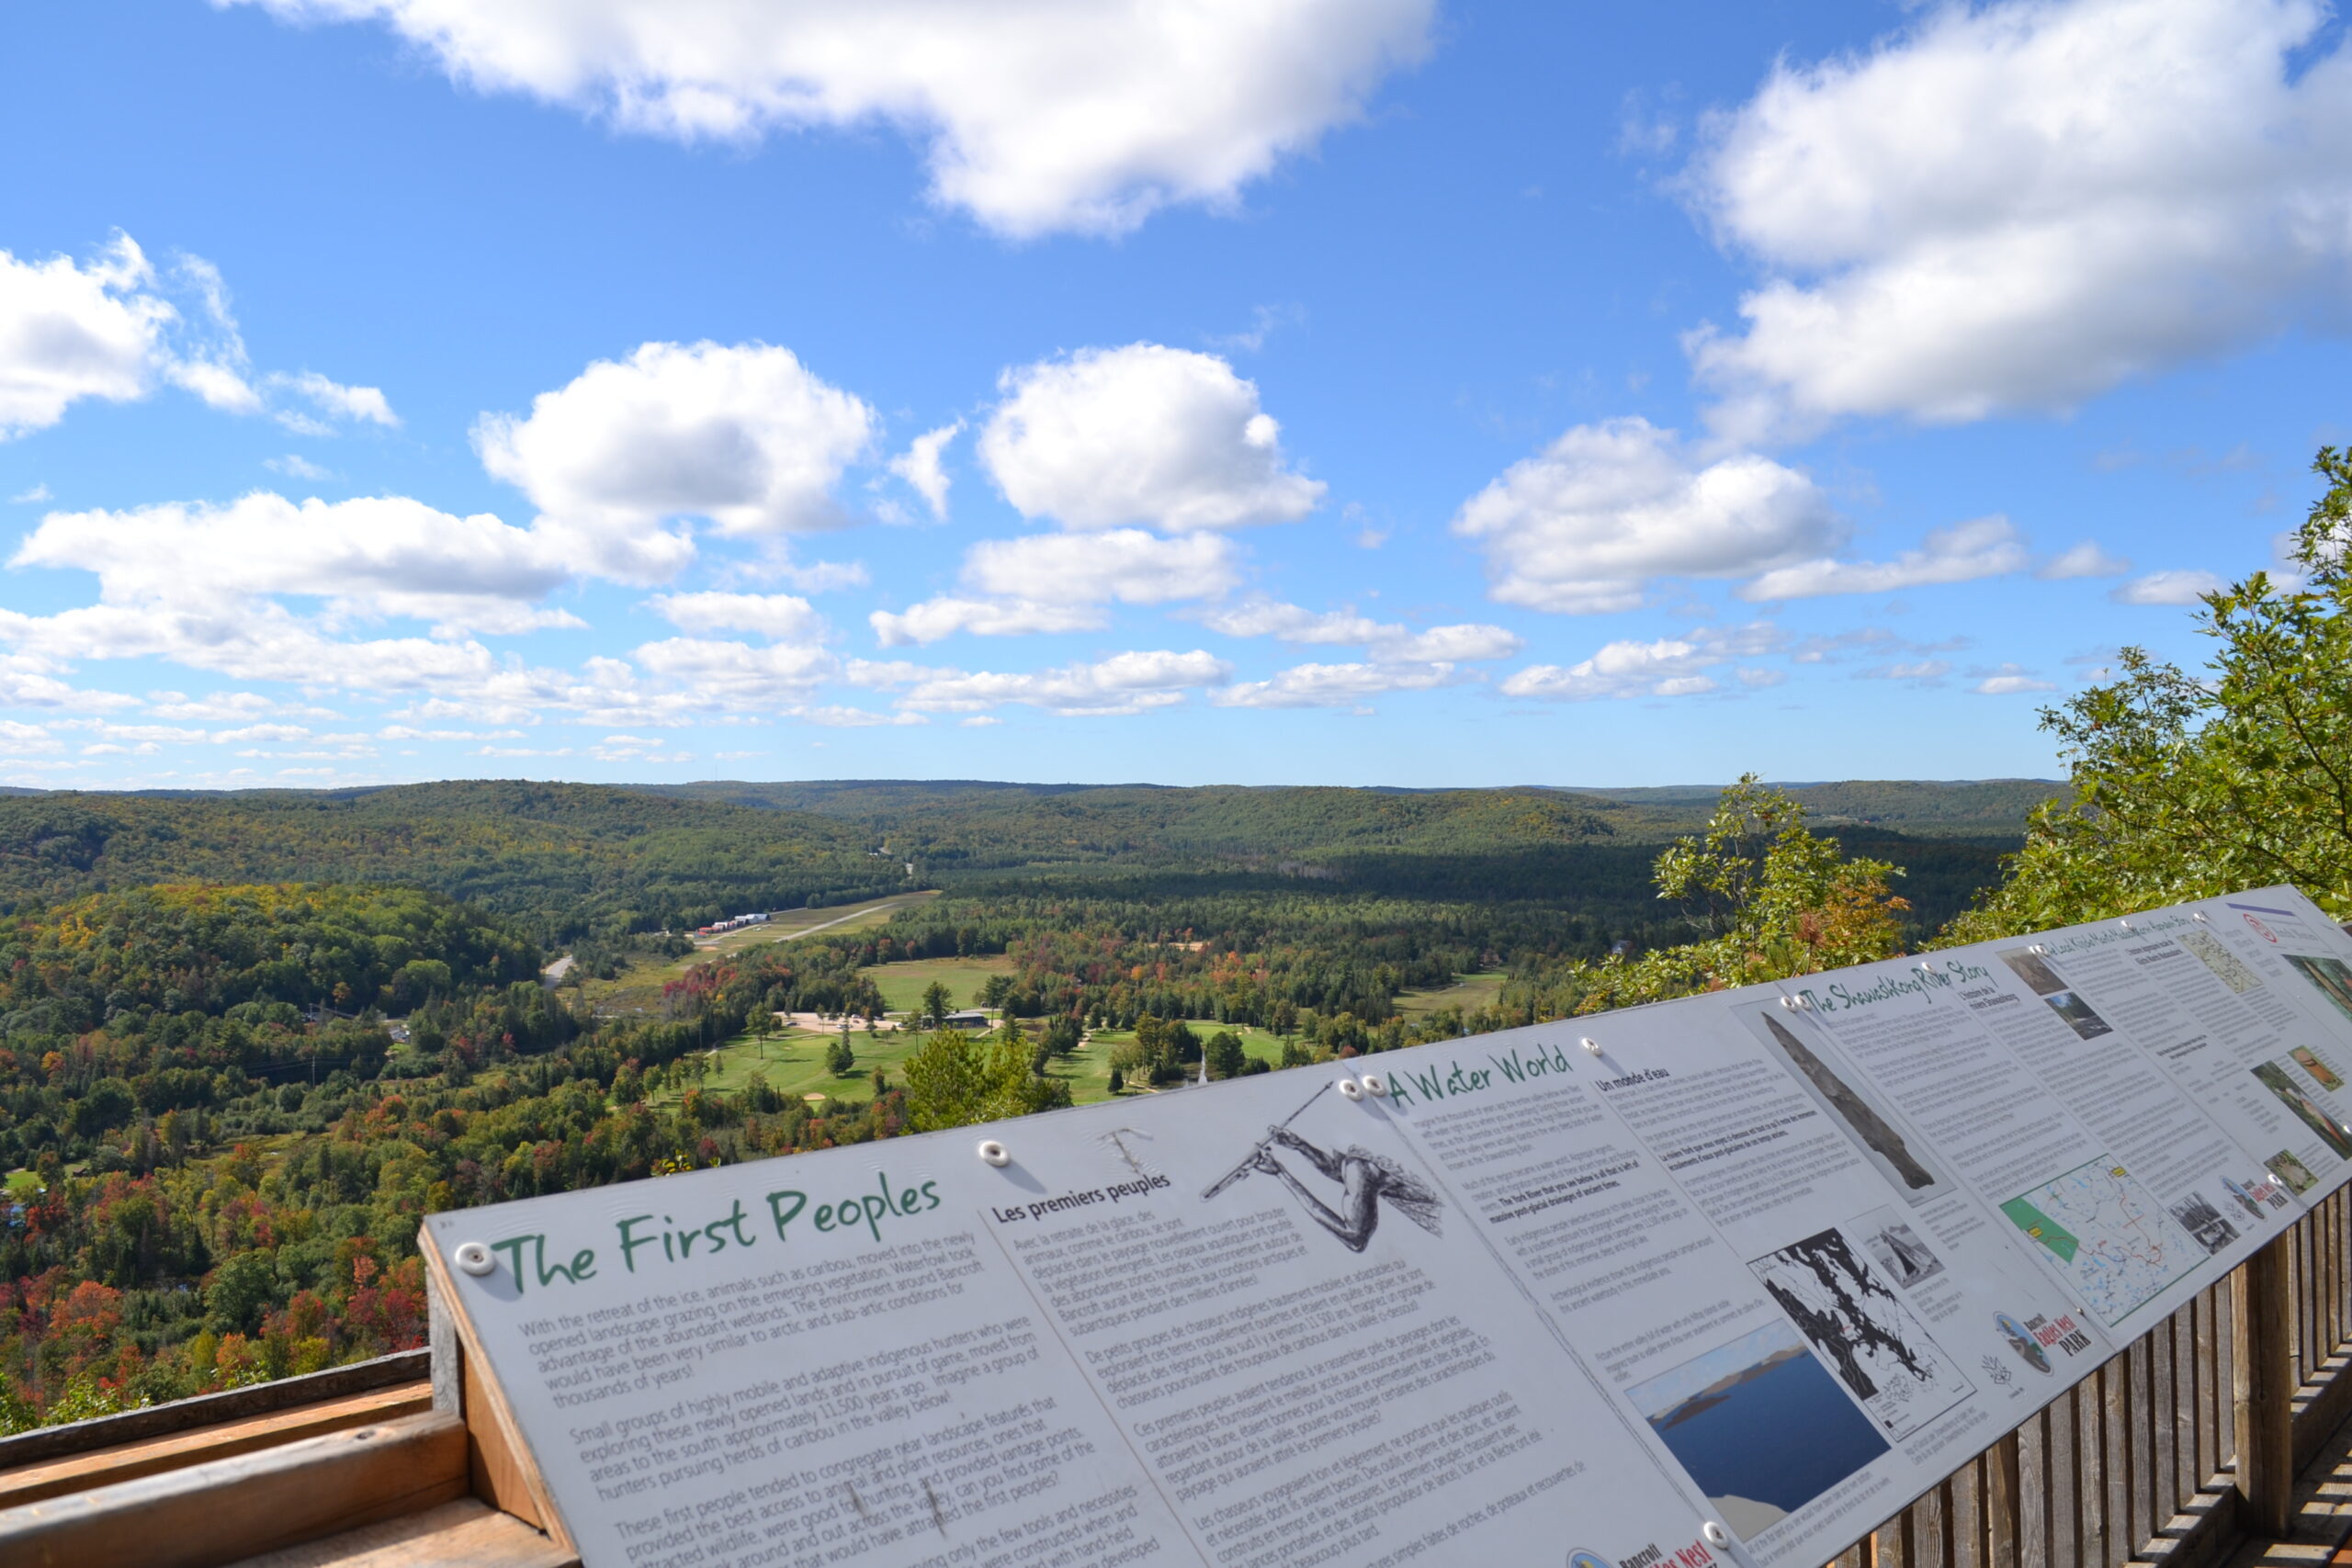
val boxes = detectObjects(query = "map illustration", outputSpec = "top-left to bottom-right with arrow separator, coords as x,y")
2001,1158 -> 2197,1328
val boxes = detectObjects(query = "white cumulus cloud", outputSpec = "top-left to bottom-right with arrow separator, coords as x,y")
869,599 -> 1104,647
0,234 -> 400,441
2113,569 -> 2227,605
873,528 -> 1238,646
650,592 -> 825,641
1453,418 -> 1840,613
981,345 -> 1322,531
15,492 -> 568,630
1687,0 -> 2352,439
888,423 -> 961,521
894,649 -> 1229,716
1198,597 -> 1521,662
1500,624 -> 1781,702
0,237 -> 173,437
1213,660 -> 1460,709
2038,541 -> 2132,580
220,0 -> 1433,238
630,637 -> 837,705
272,369 -> 399,427
1973,664 -> 2058,694
1738,515 -> 2029,601
477,341 -> 875,581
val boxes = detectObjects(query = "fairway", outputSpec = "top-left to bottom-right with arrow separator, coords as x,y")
650,1018 -> 1136,1109
859,955 -> 1021,1014
649,1022 -> 928,1106
1085,1019 -> 1288,1066
1396,971 -> 1506,1017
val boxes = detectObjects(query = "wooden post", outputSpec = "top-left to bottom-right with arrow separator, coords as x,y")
2232,1232 -> 2295,1537
425,1269 -> 461,1418
1985,1428 -> 2020,1568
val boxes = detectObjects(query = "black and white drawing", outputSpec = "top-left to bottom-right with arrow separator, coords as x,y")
1857,1209 -> 1945,1288
1203,1084 -> 1442,1252
1750,1227 -> 1971,1439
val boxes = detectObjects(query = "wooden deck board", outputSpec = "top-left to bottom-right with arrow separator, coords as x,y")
224,1499 -> 575,1568
0,1382 -> 434,1509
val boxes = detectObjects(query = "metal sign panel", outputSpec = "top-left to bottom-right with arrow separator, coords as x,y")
424,886 -> 2352,1567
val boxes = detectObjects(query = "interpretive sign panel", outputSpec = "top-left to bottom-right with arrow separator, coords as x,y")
424,886 -> 2352,1568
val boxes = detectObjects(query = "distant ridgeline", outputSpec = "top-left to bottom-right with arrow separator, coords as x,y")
0,777 -> 2056,941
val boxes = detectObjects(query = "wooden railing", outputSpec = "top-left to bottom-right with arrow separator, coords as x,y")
1834,1186 -> 2352,1568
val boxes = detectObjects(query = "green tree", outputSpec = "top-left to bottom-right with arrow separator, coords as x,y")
1567,776 -> 1909,1010
1204,1030 -> 1247,1079
826,1034 -> 855,1076
1043,1014 -> 1082,1057
899,1031 -> 1071,1132
919,981 -> 953,1030
1956,449 -> 2352,937
205,1249 -> 277,1336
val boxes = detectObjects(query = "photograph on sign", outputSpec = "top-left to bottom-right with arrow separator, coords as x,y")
2249,1060 -> 2352,1159
2285,953 -> 2352,1026
2267,1149 -> 2322,1194
1747,1225 -> 1972,1440
1624,1318 -> 1888,1542
1995,947 -> 2115,1041
2165,1190 -> 2240,1255
1854,1210 -> 1943,1289
1734,1003 -> 1949,1204
2294,1046 -> 2346,1091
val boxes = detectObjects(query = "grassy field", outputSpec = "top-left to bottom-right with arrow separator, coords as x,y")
644,1021 -> 916,1106
645,1017 -> 1136,1109
644,1010 -> 1290,1113
857,955 -> 1021,1015
1084,1020 -> 1288,1066
1395,971 -> 1506,1017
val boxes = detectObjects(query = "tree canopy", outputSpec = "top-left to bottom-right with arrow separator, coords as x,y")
1953,446 -> 2352,938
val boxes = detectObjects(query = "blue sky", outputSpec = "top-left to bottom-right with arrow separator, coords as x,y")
0,0 -> 2337,790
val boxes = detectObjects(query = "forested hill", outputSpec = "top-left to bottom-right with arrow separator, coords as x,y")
0,784 -> 885,939
0,776 -> 2058,942
650,781 -> 1622,862
643,777 -> 2055,929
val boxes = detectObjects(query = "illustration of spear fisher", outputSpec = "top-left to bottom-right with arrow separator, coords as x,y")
1201,1080 -> 1443,1253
